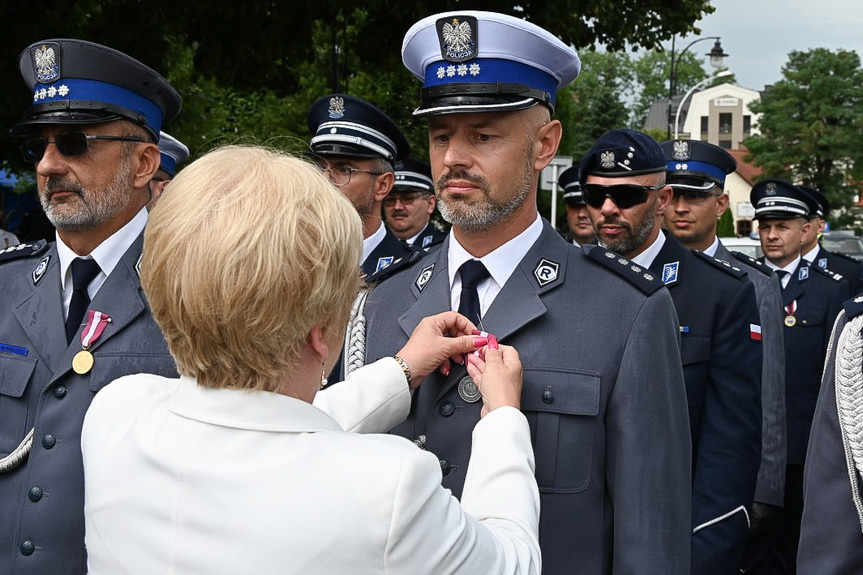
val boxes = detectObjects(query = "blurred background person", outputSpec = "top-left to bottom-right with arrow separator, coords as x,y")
384,157 -> 445,250
558,165 -> 595,246
146,131 -> 189,210
81,145 -> 541,575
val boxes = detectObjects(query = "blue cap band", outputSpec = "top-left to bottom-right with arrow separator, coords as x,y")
666,159 -> 728,185
32,78 -> 165,133
423,58 -> 558,106
160,152 -> 177,176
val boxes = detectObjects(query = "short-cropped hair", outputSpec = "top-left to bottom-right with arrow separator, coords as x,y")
142,145 -> 363,391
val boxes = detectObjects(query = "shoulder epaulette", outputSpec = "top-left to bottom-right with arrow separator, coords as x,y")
831,250 -> 863,265
0,240 -> 48,263
691,249 -> 747,279
583,245 -> 663,295
730,251 -> 773,276
844,294 -> 863,319
811,265 -> 845,282
366,249 -> 426,285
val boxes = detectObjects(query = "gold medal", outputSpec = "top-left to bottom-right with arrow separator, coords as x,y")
784,315 -> 797,327
72,350 -> 94,374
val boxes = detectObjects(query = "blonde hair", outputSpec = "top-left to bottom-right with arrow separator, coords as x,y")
142,145 -> 363,391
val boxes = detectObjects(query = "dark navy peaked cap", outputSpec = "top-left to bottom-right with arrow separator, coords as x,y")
751,179 -> 818,219
661,139 -> 737,191
393,158 -> 434,193
579,129 -> 666,183
158,131 -> 189,177
798,185 -> 830,218
558,166 -> 585,205
12,39 -> 181,139
307,94 -> 410,165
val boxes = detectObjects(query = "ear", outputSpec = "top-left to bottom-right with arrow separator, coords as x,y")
132,143 -> 161,189
308,325 -> 330,362
533,119 -> 563,172
426,194 -> 436,215
716,193 -> 729,218
373,172 -> 395,203
656,185 -> 673,215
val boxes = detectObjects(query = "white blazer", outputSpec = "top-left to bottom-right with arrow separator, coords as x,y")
82,358 -> 540,575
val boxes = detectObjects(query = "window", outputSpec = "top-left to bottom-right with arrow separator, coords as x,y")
743,115 -> 751,135
719,140 -> 732,149
719,113 -> 733,135
701,116 -> 709,135
737,220 -> 752,237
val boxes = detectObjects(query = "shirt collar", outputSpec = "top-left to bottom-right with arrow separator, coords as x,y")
703,236 -> 720,257
57,207 -> 148,290
362,221 -> 387,263
447,213 -> 543,289
764,255 -> 801,275
629,230 -> 666,268
802,244 -> 819,263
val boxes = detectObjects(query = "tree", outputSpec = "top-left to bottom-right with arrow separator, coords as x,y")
745,48 -> 863,229
0,0 -> 715,172
630,49 -> 709,128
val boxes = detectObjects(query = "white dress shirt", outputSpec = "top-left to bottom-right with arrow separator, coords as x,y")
362,220 -> 387,264
58,207 -> 148,319
629,230 -> 667,268
764,255 -> 801,289
448,213 -> 543,319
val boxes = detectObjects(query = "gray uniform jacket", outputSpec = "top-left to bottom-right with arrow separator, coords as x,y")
0,234 -> 177,575
798,299 -> 863,574
715,243 -> 787,506
348,221 -> 693,575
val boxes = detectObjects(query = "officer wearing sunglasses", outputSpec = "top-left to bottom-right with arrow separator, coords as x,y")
582,129 -> 764,575
0,39 -> 181,574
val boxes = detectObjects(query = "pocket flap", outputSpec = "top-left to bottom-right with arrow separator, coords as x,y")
680,335 -> 711,366
521,368 -> 600,416
0,354 -> 37,398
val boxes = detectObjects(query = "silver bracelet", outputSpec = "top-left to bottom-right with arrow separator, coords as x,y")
392,355 -> 413,388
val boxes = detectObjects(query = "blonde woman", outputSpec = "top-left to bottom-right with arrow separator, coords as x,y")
81,146 -> 539,574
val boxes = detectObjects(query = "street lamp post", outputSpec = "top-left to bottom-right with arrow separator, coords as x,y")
667,37 -> 729,139
674,70 -> 734,139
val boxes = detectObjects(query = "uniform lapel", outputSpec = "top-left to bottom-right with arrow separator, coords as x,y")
397,241 -> 451,338
54,234 -> 147,380
649,231 -> 685,289
782,262 -> 806,307
12,243 -> 66,377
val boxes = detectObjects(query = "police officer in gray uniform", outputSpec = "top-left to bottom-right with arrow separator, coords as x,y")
342,11 -> 692,574
0,39 -> 181,574
660,139 -> 788,538
798,295 -> 863,574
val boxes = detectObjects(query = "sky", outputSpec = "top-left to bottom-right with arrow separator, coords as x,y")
661,0 -> 863,91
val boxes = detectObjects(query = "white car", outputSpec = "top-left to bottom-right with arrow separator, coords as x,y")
719,236 -> 763,260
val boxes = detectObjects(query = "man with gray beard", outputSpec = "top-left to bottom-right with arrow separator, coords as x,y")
0,39 -> 180,575
582,129 -> 764,575
340,12 -> 692,574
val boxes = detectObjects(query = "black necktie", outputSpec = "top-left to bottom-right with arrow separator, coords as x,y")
457,260 -> 490,326
775,270 -> 788,289
66,258 -> 102,343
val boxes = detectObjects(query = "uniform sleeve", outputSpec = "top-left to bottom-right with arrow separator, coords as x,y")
691,279 -> 763,575
754,273 -> 788,506
606,288 -> 692,574
384,407 -> 541,575
313,358 -> 411,433
798,313 -> 863,575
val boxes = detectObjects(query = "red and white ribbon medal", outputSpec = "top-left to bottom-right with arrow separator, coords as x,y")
784,300 -> 797,327
72,310 -> 112,374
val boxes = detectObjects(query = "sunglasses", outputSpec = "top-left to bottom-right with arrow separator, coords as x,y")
582,183 -> 666,209
19,131 -> 146,163
671,189 -> 721,204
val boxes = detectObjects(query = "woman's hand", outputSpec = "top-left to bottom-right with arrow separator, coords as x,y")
396,312 -> 486,388
466,341 -> 523,418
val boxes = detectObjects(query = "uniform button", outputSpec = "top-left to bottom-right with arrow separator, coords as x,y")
53,385 -> 67,398
20,540 -> 34,556
438,401 -> 455,417
439,459 -> 452,476
542,388 -> 555,404
28,487 -> 43,502
41,435 -> 56,449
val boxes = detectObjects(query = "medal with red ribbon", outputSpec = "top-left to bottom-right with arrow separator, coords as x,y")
784,300 -> 797,327
72,310 -> 112,374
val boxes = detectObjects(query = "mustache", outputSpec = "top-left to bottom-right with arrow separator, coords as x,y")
42,178 -> 85,195
435,170 -> 490,191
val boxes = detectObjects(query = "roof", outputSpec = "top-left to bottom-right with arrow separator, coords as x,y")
727,147 -> 762,185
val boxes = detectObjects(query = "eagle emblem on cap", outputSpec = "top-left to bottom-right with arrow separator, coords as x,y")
437,16 -> 478,62
766,182 -> 777,196
600,151 -> 615,169
34,44 -> 60,83
328,96 -> 345,119
672,140 -> 690,161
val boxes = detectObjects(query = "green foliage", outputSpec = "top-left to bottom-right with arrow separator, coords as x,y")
630,49 -> 708,127
717,207 -> 735,236
744,48 -> 863,229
